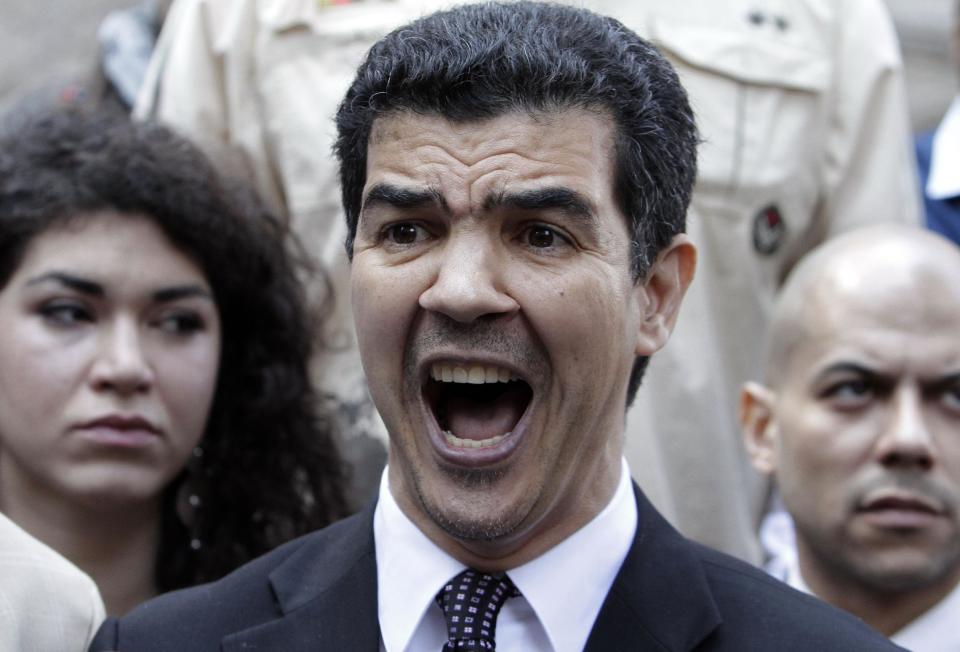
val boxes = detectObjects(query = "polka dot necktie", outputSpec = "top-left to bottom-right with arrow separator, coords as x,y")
436,569 -> 520,651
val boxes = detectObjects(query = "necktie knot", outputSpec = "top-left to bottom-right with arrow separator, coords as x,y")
436,569 -> 519,651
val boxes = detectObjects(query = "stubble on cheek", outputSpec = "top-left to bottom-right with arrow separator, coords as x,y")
412,463 -> 534,542
795,470 -> 960,593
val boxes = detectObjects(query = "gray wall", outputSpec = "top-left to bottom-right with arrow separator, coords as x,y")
0,0 -> 130,117
887,0 -> 955,133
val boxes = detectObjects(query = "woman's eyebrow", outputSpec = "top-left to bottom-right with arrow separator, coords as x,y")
24,272 -> 212,303
25,271 -> 103,296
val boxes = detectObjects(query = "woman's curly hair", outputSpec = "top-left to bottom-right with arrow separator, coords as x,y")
0,107 -> 349,591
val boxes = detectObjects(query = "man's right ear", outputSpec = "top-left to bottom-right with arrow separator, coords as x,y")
740,382 -> 778,474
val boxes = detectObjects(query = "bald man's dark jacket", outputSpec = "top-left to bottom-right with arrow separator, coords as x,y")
90,485 -> 901,651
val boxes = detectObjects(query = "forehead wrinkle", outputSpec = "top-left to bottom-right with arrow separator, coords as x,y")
368,110 -> 618,225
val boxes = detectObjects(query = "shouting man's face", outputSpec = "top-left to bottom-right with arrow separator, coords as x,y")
351,108 -> 693,567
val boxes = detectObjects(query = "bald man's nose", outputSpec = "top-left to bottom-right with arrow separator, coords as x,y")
875,387 -> 934,471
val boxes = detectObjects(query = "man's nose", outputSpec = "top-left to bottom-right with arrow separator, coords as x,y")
89,318 -> 154,395
418,234 -> 519,323
875,386 -> 935,471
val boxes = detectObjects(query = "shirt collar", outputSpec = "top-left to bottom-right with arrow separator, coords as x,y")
374,458 -> 637,652
927,94 -> 960,200
509,457 -> 636,652
890,579 -> 960,651
783,554 -> 812,595
374,471 -> 464,652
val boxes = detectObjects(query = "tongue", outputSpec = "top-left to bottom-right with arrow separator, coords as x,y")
446,391 -> 526,440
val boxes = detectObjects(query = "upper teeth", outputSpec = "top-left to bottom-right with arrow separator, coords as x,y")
430,363 -> 518,384
443,430 -> 509,448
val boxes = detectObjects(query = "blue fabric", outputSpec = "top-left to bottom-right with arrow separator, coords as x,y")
436,570 -> 517,651
916,130 -> 960,246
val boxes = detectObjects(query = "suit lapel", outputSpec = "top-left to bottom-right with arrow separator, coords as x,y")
222,501 -> 381,652
219,484 -> 722,651
584,484 -> 722,652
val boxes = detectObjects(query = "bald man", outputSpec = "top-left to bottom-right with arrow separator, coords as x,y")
741,225 -> 960,650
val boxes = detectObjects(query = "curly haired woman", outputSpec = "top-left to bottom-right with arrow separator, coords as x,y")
0,107 -> 348,614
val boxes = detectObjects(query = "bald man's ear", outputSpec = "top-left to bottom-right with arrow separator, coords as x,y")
741,382 -> 778,474
635,235 -> 696,356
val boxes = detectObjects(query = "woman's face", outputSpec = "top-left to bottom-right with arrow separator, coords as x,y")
0,211 -> 221,510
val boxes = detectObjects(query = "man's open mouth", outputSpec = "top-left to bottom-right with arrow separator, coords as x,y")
423,361 -> 533,450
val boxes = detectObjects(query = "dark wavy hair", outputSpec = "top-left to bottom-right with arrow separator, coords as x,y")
335,1 -> 698,404
0,107 -> 348,591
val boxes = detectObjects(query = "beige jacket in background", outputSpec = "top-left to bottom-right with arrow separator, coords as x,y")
0,512 -> 105,652
136,0 -> 920,563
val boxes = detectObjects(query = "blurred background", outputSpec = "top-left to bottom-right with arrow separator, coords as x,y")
0,0 -> 955,133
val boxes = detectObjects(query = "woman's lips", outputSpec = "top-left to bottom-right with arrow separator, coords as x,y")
74,415 -> 161,448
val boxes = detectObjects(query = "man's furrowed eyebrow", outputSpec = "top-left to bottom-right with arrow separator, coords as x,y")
25,272 -> 103,296
923,372 -> 960,394
153,286 -> 214,303
486,186 -> 595,218
486,186 -> 600,236
362,183 -> 449,214
814,362 -> 882,383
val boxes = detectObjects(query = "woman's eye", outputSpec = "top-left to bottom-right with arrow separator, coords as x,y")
155,312 -> 204,335
40,302 -> 92,326
383,223 -> 428,246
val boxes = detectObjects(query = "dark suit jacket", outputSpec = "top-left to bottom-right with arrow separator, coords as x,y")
91,485 -> 901,651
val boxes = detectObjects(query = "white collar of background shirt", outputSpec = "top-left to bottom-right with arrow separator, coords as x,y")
374,457 -> 637,652
785,549 -> 960,652
927,93 -> 960,200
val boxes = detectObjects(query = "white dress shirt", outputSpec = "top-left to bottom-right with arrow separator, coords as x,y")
927,94 -> 960,201
891,580 -> 960,652
374,458 -> 637,652
782,543 -> 960,652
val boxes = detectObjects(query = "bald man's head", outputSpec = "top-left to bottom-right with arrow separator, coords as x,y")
764,225 -> 960,387
742,225 -> 960,636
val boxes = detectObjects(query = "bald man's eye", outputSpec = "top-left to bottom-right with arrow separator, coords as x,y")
383,223 -> 430,247
941,383 -> 960,413
822,379 -> 874,408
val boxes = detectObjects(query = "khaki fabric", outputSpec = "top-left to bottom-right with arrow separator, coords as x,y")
0,512 -> 106,652
599,0 -> 921,562
136,0 -> 920,561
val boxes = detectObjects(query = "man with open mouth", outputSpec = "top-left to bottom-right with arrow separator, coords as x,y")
742,225 -> 960,651
92,2 -> 902,650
